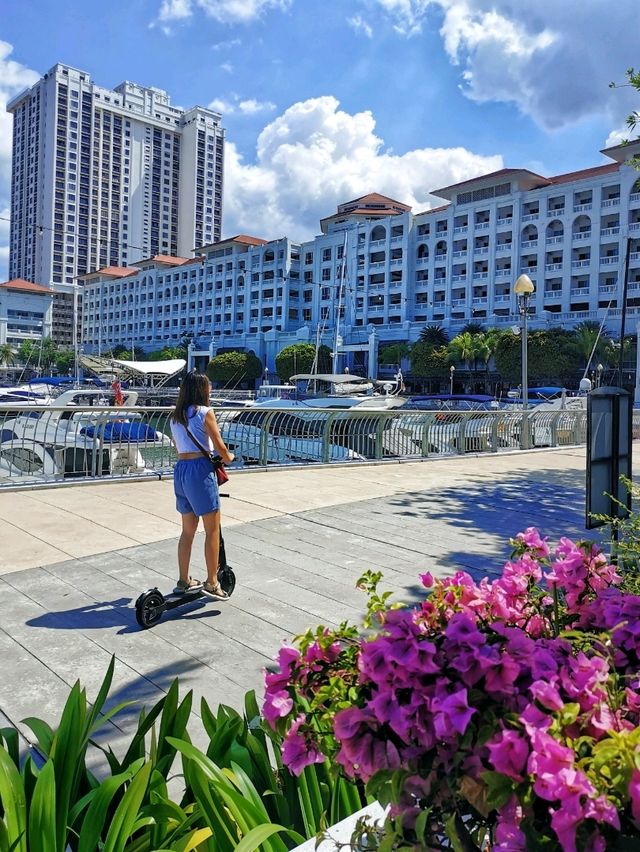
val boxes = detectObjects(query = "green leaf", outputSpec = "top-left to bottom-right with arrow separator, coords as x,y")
26,761 -> 56,852
102,762 -> 153,852
77,759 -> 144,852
0,730 -> 19,768
233,824 -> 305,852
0,747 -> 27,852
481,770 -> 515,811
20,720 -> 53,757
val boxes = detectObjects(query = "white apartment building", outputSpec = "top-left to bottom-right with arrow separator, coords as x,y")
80,142 -> 640,376
0,279 -> 53,348
7,63 -> 224,291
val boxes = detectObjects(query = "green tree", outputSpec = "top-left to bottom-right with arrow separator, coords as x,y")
54,349 -> 75,374
275,343 -> 331,382
610,67 -> 640,169
571,321 -> 611,369
494,328 -> 581,386
378,342 -> 411,366
447,331 -> 486,378
409,341 -> 449,379
0,343 -> 15,368
40,337 -> 58,371
206,350 -> 264,385
461,321 -> 486,336
18,339 -> 37,365
419,324 -> 449,346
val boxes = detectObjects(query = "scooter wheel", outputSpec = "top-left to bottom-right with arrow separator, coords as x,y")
135,589 -> 165,629
217,565 -> 236,597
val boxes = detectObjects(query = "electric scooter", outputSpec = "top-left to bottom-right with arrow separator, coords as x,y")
135,495 -> 236,630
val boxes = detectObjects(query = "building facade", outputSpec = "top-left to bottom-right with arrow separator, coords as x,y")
80,143 -> 640,376
0,279 -> 53,348
7,63 -> 224,291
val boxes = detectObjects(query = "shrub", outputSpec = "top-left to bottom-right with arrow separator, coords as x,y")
206,350 -> 263,385
275,343 -> 331,382
265,531 -> 640,850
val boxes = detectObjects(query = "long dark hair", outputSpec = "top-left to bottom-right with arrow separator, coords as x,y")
172,371 -> 210,425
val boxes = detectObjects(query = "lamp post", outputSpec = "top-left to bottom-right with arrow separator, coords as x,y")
450,365 -> 455,395
596,363 -> 604,388
514,274 -> 535,448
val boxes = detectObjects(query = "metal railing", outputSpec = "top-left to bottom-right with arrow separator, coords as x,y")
1,403 -> 625,489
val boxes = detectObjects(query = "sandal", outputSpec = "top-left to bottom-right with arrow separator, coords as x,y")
201,580 -> 229,601
173,577 -> 203,594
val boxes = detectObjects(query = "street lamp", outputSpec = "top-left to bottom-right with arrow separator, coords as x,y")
596,363 -> 604,388
450,364 -> 455,395
514,273 -> 535,448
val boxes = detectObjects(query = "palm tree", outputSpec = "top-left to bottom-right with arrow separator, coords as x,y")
461,321 -> 486,336
0,343 -> 15,369
447,332 -> 477,372
420,324 -> 449,347
571,321 -> 610,369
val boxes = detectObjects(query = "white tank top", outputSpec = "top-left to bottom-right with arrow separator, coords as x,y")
171,405 -> 214,454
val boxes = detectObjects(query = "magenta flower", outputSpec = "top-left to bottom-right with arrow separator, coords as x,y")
516,527 -> 551,558
487,729 -> 529,781
262,688 -> 294,727
629,769 -> 640,826
432,687 -> 475,738
281,715 -> 325,776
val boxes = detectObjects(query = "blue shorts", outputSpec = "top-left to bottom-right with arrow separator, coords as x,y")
173,457 -> 220,516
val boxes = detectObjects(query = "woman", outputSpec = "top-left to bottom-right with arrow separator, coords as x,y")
170,371 -> 235,600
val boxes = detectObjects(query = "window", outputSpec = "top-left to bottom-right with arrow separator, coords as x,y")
322,248 -> 332,262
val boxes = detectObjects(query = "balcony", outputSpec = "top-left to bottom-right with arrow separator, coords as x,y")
520,265 -> 538,274
601,197 -> 620,208
600,256 -> 619,266
630,193 -> 640,204
497,217 -> 513,226
369,238 -> 385,248
434,253 -> 447,261
631,252 -> 640,263
495,269 -> 511,278
389,258 -> 403,267
571,260 -> 590,269
522,213 -> 539,222
452,298 -> 466,307
546,262 -> 564,271
598,284 -> 617,294
570,287 -> 590,297
544,289 -> 562,298
521,240 -> 538,249
494,295 -> 511,303
472,297 -> 488,305
600,227 -> 620,237
573,230 -> 592,241
573,203 -> 592,213
547,207 -> 565,216
390,235 -> 404,244
474,246 -> 489,255
451,274 -> 466,283
475,221 -> 490,231
546,236 -> 564,245
453,225 -> 468,234
495,243 -> 512,253
473,272 -> 489,280
630,222 -> 640,232
415,256 -> 429,266
452,250 -> 467,258
369,260 -> 385,269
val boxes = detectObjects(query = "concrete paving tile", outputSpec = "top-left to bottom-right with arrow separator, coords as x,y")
0,518 -> 69,576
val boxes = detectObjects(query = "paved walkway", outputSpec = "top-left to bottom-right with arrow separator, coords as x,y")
0,448 -> 620,755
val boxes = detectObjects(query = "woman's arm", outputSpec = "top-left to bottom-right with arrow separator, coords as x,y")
204,410 -> 235,464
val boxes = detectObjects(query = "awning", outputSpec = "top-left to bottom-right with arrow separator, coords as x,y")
80,355 -> 186,387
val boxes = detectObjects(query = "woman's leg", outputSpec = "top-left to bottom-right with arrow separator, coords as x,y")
201,510 -> 221,585
178,512 -> 199,583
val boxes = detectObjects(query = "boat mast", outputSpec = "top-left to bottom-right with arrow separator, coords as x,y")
332,231 -> 348,374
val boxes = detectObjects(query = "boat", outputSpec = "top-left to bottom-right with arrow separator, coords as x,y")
0,387 -> 171,482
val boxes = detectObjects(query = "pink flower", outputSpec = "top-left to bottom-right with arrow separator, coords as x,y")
495,796 -> 527,851
530,679 -> 564,712
487,729 -> 529,781
262,688 -> 294,727
432,687 -> 475,738
516,527 -> 551,558
281,715 -> 325,775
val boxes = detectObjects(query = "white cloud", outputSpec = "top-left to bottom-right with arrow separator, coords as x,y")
211,37 -> 241,50
222,95 -> 502,242
220,61 -> 234,74
157,0 -> 291,26
209,95 -> 276,116
347,14 -> 373,38
369,0 -> 639,132
0,43 -> 40,280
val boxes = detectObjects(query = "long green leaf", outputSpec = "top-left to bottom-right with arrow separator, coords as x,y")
234,824 -> 305,852
0,748 -> 27,852
182,759 -> 237,852
77,759 -> 144,852
27,760 -> 56,852
86,655 -> 116,732
0,731 -> 19,769
50,682 -> 85,852
102,761 -> 152,852
19,720 -> 53,758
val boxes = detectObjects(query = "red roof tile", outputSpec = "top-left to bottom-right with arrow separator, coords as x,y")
77,266 -> 136,280
549,163 -> 619,184
0,278 -> 52,294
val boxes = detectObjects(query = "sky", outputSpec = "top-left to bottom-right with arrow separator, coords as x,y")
0,0 -> 639,279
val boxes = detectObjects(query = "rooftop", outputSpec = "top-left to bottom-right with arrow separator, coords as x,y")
0,278 -> 52,294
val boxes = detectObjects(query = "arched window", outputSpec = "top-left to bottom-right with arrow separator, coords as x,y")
435,240 -> 447,257
521,224 -> 538,242
572,215 -> 591,237
264,249 -> 275,262
546,220 -> 564,239
371,225 -> 386,242
417,243 -> 429,260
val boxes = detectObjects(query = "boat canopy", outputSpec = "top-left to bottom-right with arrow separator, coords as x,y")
80,355 -> 186,387
289,373 -> 371,384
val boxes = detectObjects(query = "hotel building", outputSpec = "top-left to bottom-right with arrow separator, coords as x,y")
80,141 -> 640,376
7,62 -> 224,292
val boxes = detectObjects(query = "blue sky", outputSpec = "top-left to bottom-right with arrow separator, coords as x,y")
1,0 -> 638,278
